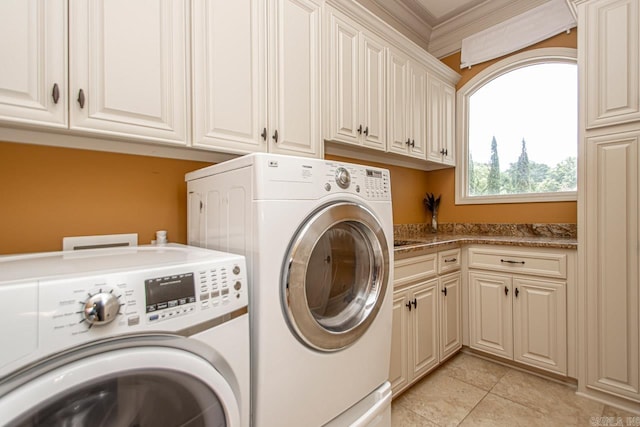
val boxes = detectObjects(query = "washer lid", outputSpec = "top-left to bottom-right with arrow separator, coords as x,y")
0,346 -> 240,427
0,244 -> 238,283
282,202 -> 390,352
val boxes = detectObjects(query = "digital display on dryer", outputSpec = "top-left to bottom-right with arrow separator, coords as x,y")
366,169 -> 382,178
145,273 -> 196,313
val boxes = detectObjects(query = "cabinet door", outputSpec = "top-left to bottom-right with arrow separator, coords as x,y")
469,272 -> 513,358
268,0 -> 321,157
387,48 -> 408,155
440,272 -> 462,361
192,0 -> 267,153
70,0 -> 188,144
583,0 -> 640,128
406,60 -> 427,159
585,131 -> 640,401
326,10 -> 360,145
513,277 -> 567,375
0,0 -> 67,128
359,33 -> 386,151
411,279 -> 439,379
441,82 -> 456,165
389,291 -> 409,395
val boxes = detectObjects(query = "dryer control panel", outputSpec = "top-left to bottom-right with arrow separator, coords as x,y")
322,162 -> 391,201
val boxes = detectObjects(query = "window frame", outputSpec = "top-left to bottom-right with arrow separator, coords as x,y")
455,47 -> 578,205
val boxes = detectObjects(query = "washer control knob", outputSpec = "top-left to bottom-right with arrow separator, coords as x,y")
335,167 -> 351,189
355,185 -> 360,193
324,183 -> 331,191
82,292 -> 121,326
232,265 -> 241,275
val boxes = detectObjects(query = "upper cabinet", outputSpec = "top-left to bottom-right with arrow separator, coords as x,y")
70,0 -> 189,145
324,1 -> 460,169
387,48 -> 428,159
0,0 -> 67,128
192,0 -> 322,158
325,7 -> 386,151
426,74 -> 455,166
192,0 -> 266,154
582,0 -> 640,129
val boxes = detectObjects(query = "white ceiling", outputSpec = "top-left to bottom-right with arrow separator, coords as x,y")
410,0 -> 488,26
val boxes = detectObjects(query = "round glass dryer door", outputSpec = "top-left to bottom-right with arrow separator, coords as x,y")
0,347 -> 240,427
283,202 -> 390,351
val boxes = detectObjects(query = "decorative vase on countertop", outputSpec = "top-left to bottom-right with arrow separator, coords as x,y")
431,211 -> 438,233
423,192 -> 441,233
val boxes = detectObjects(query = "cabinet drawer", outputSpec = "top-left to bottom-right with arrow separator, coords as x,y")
468,247 -> 567,279
394,253 -> 437,286
438,248 -> 461,274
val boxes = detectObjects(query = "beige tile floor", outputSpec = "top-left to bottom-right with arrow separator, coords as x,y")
392,352 -> 639,426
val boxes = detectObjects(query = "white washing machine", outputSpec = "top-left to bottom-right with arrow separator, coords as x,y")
0,244 -> 249,427
186,153 -> 394,427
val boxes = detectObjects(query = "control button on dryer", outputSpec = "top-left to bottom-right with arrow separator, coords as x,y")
232,265 -> 241,275
128,315 -> 140,326
234,281 -> 242,291
324,183 -> 331,192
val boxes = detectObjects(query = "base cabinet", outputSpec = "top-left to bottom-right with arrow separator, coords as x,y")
468,247 -> 568,376
389,248 -> 462,396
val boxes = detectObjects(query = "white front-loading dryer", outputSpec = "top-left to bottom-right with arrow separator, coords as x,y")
186,153 -> 394,427
0,244 -> 250,427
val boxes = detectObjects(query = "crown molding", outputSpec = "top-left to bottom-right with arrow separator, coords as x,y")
428,0 -> 549,59
355,0 -> 432,50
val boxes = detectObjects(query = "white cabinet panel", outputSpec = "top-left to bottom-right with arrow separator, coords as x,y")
412,280 -> 439,378
513,277 -> 567,374
469,272 -> 513,359
359,33 -> 386,150
584,0 -> 640,128
585,131 -> 640,401
0,0 -> 67,128
389,292 -> 409,393
70,0 -> 188,144
326,6 -> 386,151
192,0 -> 266,153
268,0 -> 321,157
387,48 -> 408,155
439,272 -> 462,360
426,74 -> 455,165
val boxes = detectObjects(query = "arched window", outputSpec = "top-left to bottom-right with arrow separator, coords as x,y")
455,48 -> 577,204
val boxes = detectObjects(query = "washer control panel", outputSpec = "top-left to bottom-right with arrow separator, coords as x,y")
323,162 -> 390,200
36,255 -> 247,347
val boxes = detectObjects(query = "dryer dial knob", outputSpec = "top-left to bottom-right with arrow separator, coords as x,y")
335,167 -> 351,189
82,292 -> 121,326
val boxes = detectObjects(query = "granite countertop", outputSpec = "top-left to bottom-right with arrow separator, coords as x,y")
393,233 -> 577,253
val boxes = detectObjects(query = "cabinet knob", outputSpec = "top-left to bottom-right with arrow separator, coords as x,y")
405,301 -> 412,311
357,124 -> 363,134
441,287 -> 447,296
504,286 -> 509,296
364,126 -> 369,136
261,128 -> 267,141
52,83 -> 60,104
405,138 -> 411,146
412,298 -> 417,309
515,288 -> 519,298
272,129 -> 279,143
77,89 -> 85,109
410,139 -> 415,148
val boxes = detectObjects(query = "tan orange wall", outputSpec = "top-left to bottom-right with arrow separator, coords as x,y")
0,141 -> 211,255
430,30 -> 578,225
